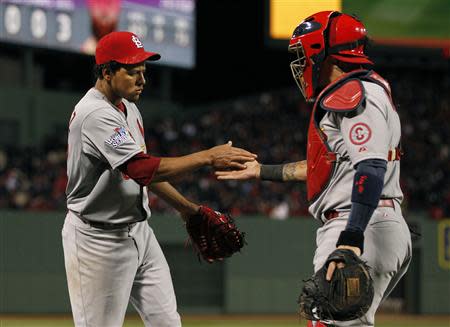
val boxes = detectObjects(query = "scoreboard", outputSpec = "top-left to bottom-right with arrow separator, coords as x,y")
265,0 -> 450,49
0,0 -> 196,68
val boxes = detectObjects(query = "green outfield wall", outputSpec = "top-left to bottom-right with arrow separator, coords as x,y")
0,211 -> 449,315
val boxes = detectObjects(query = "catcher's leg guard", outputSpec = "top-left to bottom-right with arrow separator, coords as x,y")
307,321 -> 330,327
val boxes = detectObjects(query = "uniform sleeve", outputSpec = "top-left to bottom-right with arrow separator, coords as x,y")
119,152 -> 161,186
81,109 -> 142,169
340,92 -> 390,166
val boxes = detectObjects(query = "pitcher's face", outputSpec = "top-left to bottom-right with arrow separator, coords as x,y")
109,63 -> 146,103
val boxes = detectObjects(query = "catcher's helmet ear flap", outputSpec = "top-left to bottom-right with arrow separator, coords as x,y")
327,14 -> 373,65
288,11 -> 372,102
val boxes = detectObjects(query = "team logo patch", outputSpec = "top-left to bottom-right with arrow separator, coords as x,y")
131,35 -> 144,48
105,127 -> 130,148
349,123 -> 372,145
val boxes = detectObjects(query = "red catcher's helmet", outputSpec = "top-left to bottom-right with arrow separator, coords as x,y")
289,11 -> 373,102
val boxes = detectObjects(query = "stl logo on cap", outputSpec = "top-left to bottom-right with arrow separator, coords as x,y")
95,31 -> 161,65
131,35 -> 144,48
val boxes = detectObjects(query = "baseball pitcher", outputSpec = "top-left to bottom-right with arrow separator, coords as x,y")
63,31 -> 253,327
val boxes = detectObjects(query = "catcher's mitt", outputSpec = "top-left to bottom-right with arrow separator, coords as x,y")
185,205 -> 245,263
299,249 -> 374,322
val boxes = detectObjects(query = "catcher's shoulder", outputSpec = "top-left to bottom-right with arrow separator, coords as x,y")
320,78 -> 365,113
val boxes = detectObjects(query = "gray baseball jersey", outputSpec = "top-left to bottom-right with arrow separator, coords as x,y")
66,88 -> 150,224
309,81 -> 403,221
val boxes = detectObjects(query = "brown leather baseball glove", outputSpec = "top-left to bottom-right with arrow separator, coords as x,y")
299,249 -> 374,322
185,205 -> 245,263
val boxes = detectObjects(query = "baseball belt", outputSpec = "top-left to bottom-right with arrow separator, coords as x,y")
324,198 -> 394,220
75,214 -> 141,230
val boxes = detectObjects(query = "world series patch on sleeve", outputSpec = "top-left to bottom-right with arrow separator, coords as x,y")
105,127 -> 131,148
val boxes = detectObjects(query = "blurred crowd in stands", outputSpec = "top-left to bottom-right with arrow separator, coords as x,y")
0,70 -> 448,219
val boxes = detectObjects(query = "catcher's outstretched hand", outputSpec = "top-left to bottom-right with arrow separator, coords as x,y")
215,160 -> 261,180
326,245 -> 361,281
207,141 -> 257,170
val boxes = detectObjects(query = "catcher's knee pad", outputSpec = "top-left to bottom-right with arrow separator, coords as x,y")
307,321 -> 330,327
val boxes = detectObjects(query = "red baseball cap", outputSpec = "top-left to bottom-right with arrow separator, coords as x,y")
95,31 -> 161,65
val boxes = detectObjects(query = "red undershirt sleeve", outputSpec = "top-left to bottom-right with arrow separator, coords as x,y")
119,152 -> 161,186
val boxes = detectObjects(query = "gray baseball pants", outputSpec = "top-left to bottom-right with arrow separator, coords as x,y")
62,212 -> 181,327
313,202 -> 412,326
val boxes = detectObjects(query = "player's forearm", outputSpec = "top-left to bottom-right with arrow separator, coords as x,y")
152,151 -> 210,182
337,159 -> 387,253
149,182 -> 199,218
120,151 -> 209,185
260,160 -> 307,182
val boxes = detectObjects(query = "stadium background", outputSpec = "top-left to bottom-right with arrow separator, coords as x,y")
0,0 -> 449,326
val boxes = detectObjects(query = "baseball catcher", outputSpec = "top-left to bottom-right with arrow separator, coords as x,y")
185,205 -> 246,263
299,249 -> 374,322
216,9 -> 412,327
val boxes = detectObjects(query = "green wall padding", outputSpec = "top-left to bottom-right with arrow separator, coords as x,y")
1,211 -> 448,314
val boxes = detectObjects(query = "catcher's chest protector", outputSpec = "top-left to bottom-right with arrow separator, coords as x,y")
306,70 -> 393,202
306,108 -> 335,202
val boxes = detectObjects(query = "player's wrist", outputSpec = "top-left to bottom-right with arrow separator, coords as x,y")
181,203 -> 200,215
260,164 -> 284,181
336,230 -> 364,254
255,162 -> 261,179
196,149 -> 213,166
